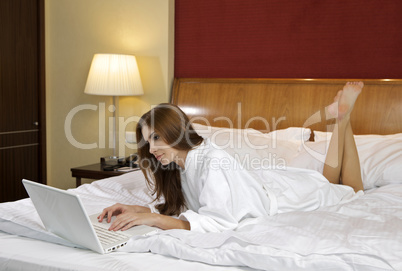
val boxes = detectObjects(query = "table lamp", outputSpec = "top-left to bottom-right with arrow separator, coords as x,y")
84,54 -> 143,157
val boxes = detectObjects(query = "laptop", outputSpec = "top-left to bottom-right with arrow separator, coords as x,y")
22,179 -> 159,254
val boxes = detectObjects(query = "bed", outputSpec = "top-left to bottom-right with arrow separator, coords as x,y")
1,78 -> 402,271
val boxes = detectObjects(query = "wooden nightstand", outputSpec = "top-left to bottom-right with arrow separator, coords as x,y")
71,163 -> 139,187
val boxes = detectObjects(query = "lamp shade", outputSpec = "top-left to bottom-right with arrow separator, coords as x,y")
84,54 -> 144,96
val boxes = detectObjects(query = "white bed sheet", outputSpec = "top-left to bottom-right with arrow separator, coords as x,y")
0,232 -> 251,271
0,171 -> 401,271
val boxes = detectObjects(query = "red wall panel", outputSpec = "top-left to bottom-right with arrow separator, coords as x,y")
175,0 -> 402,78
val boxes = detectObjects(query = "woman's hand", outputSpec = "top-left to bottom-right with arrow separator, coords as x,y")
98,203 -> 190,231
107,211 -> 157,231
98,204 -> 151,225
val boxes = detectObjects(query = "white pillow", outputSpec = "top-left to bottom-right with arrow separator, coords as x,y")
290,131 -> 402,189
266,127 -> 311,142
192,123 -> 310,142
192,123 -> 310,169
191,123 -> 263,139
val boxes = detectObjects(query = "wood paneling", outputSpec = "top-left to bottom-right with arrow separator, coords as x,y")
172,78 -> 402,136
0,131 -> 38,148
0,0 -> 39,132
0,146 -> 38,202
0,0 -> 46,202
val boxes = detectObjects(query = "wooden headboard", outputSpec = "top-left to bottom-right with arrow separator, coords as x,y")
171,78 -> 402,136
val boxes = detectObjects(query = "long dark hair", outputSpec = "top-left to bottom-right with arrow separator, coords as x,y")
136,103 -> 203,216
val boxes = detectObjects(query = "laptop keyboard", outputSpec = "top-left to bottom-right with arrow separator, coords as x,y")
93,224 -> 131,246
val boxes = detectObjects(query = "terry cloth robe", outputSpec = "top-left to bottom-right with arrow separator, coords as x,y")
178,138 -> 361,233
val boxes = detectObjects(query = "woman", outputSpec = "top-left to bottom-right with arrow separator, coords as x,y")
98,82 -> 364,233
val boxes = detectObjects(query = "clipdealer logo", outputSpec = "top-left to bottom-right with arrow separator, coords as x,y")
64,102 -> 336,167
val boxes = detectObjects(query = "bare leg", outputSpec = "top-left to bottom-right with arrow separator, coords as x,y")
322,82 -> 364,192
322,116 -> 347,184
340,121 -> 363,191
323,90 -> 345,182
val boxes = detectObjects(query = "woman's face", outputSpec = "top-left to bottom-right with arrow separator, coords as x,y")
141,125 -> 187,168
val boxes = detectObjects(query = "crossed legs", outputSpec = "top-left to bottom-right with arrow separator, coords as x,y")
322,82 -> 364,192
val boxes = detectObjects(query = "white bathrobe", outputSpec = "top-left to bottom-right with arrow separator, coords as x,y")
178,138 -> 361,233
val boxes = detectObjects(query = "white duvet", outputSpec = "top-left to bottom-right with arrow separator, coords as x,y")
0,171 -> 401,271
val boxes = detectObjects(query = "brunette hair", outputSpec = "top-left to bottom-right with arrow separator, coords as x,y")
136,103 -> 203,216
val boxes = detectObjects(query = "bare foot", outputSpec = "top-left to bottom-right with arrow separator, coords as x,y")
325,82 -> 363,120
337,82 -> 363,119
326,90 -> 343,119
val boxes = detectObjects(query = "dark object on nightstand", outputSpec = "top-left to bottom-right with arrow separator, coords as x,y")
100,153 -> 138,169
71,160 -> 139,188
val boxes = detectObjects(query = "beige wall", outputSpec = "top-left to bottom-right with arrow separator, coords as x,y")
45,0 -> 174,189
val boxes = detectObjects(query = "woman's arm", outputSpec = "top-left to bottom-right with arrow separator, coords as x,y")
108,211 -> 190,231
150,213 -> 190,230
98,203 -> 190,231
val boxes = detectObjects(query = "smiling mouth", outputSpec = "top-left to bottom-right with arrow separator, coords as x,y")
155,154 -> 163,161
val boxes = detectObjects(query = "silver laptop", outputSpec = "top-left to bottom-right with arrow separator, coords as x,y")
22,179 -> 159,254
